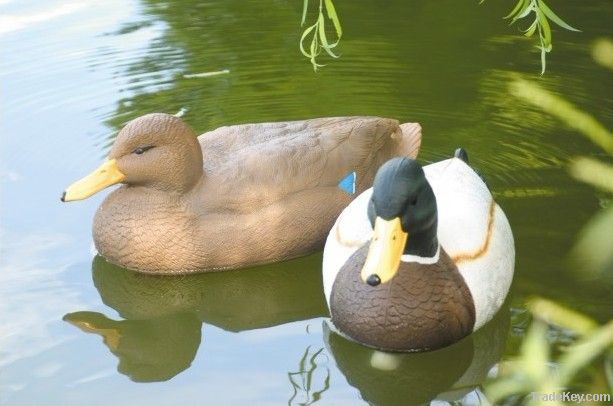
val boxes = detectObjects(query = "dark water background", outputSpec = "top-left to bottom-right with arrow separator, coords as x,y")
1,0 -> 612,404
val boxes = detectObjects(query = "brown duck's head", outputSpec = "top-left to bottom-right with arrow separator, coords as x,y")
61,113 -> 203,202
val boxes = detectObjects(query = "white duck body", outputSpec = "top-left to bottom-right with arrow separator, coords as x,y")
323,157 -> 515,331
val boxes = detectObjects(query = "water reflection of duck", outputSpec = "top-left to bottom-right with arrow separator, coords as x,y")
64,254 -> 328,382
64,311 -> 201,382
323,151 -> 515,352
323,311 -> 509,406
62,113 -> 422,273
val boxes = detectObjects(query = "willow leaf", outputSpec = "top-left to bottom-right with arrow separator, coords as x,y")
309,32 -> 324,70
310,30 -> 318,57
486,378 -> 531,405
324,0 -> 342,38
539,0 -> 580,32
528,297 -> 599,334
524,20 -> 538,37
506,0 -> 529,20
520,321 -> 550,380
301,0 -> 308,26
570,158 -> 613,194
539,45 -> 547,75
300,23 -> 317,57
557,321 -> 613,386
537,9 -> 552,47
318,14 -> 339,58
512,1 -> 535,24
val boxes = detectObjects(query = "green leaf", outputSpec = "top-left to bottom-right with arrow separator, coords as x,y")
301,0 -> 308,26
300,23 -> 317,57
520,320 -> 550,381
509,78 -> 613,152
309,31 -> 325,71
528,297 -> 599,334
539,45 -> 548,75
505,0 -> 528,20
569,157 -> 613,193
324,0 -> 342,38
524,20 -> 538,37
310,32 -> 317,57
571,206 -> 613,276
512,1 -> 535,24
538,0 -> 580,32
558,321 -> 613,386
317,14 -> 339,58
485,377 -> 531,405
537,8 -> 552,47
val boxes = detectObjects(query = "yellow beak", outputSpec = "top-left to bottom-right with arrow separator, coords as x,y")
361,217 -> 408,285
62,159 -> 125,202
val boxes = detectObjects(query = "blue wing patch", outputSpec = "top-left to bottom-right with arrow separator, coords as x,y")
338,171 -> 356,195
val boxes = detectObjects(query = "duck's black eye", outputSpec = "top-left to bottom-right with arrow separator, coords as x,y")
133,145 -> 155,155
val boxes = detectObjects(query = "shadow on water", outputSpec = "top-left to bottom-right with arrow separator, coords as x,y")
64,254 -> 328,382
323,311 -> 510,406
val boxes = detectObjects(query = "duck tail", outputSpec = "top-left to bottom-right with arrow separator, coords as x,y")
397,122 -> 422,159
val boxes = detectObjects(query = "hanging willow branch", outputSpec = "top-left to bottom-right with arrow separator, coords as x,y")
297,1 -> 579,73
299,0 -> 342,71
484,0 -> 580,74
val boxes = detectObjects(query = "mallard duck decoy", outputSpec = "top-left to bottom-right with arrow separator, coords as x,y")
62,113 -> 421,273
323,150 -> 515,352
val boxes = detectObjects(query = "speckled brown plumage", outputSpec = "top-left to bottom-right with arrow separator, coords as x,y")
91,114 -> 421,273
330,245 -> 475,352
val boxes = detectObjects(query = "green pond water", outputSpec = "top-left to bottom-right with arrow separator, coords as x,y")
1,0 -> 612,404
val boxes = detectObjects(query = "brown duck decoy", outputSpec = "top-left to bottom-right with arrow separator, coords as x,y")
62,114 -> 421,273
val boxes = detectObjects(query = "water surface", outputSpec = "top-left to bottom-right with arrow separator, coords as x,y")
1,0 -> 612,404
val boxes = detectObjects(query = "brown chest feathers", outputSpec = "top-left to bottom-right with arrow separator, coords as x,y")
330,245 -> 475,352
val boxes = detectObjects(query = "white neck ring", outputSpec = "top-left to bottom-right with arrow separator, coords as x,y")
400,245 -> 440,265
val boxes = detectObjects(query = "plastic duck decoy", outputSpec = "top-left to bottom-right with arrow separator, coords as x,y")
323,149 -> 515,352
62,114 -> 421,273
